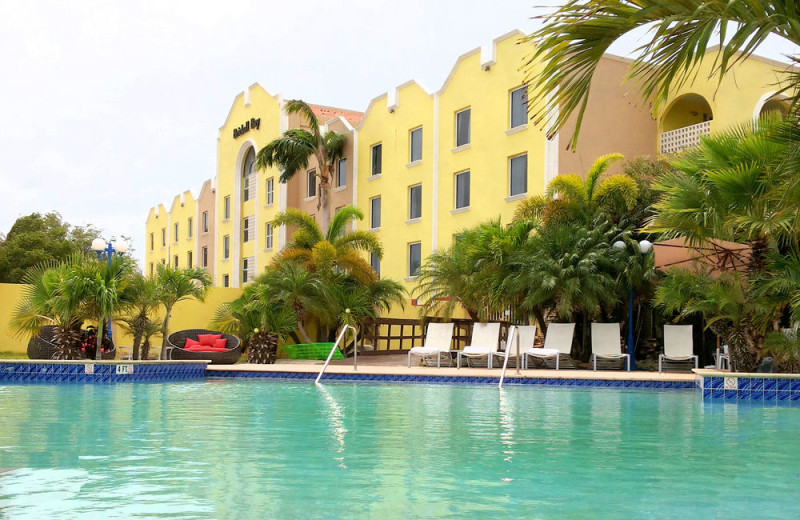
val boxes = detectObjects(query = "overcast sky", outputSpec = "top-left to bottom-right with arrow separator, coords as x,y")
1,1 -> 797,267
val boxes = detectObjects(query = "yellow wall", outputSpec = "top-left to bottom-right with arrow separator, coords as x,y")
658,50 -> 795,135
167,191 -> 197,270
0,284 -> 243,356
216,84 -> 284,288
0,283 -> 30,354
435,32 -> 546,251
356,81 -> 434,310
144,203 -> 169,277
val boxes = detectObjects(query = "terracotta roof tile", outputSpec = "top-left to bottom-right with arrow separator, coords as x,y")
308,104 -> 364,127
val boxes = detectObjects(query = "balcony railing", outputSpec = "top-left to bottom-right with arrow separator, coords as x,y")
660,120 -> 711,154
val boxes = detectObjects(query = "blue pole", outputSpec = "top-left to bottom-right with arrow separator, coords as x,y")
96,242 -> 116,344
627,285 -> 636,370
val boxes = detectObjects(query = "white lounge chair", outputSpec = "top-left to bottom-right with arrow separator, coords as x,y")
591,322 -> 630,371
524,323 -> 575,370
457,322 -> 502,369
659,325 -> 698,373
407,322 -> 455,368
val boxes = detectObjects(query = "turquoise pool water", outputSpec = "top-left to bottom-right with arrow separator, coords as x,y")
0,381 -> 798,519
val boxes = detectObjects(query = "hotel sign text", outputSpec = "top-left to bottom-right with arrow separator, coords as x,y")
233,118 -> 261,139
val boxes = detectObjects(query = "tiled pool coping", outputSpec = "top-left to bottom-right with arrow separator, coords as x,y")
0,360 -> 208,383
694,369 -> 800,402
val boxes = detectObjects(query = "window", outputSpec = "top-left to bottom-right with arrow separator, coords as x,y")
409,127 -> 422,162
307,170 -> 316,198
408,242 -> 421,278
371,143 -> 382,175
370,196 -> 381,229
187,251 -> 193,268
174,223 -> 179,243
223,274 -> 230,287
510,86 -> 528,129
265,223 -> 273,250
409,184 -> 422,220
202,211 -> 209,232
336,158 -> 347,187
509,154 -> 528,197
242,259 -> 249,283
242,147 -> 255,202
243,217 -> 250,243
223,235 -> 230,259
187,217 -> 193,238
149,263 -> 154,277
161,228 -> 166,246
149,233 -> 154,251
173,255 -> 179,268
370,252 -> 380,277
455,171 -> 470,209
224,196 -> 230,220
456,108 -> 471,146
266,178 -> 274,205
202,246 -> 208,267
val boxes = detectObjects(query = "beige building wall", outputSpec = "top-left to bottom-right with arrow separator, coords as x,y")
196,179 -> 216,281
557,55 -> 658,178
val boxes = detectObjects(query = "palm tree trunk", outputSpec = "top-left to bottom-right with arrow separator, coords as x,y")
296,319 -> 312,344
95,317 -> 105,360
318,165 -> 331,235
160,307 -> 172,360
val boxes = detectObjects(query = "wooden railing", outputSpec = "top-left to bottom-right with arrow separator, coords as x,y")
357,318 -> 511,354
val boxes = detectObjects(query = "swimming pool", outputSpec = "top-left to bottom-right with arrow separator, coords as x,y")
0,381 -> 798,519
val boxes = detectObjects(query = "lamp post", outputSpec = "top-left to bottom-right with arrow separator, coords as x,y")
90,237 -> 129,343
613,239 -> 652,371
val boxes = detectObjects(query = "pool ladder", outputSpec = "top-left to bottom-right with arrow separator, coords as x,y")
316,325 -> 358,385
498,325 -> 521,389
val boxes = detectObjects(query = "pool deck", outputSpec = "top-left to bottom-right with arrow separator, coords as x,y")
207,354 -> 696,383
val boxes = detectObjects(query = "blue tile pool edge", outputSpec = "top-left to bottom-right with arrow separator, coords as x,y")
0,361 -> 208,384
696,373 -> 800,403
205,369 -> 696,390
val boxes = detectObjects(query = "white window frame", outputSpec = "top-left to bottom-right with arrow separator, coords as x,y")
223,235 -> 230,259
266,178 -> 274,205
173,255 -> 179,269
370,252 -> 380,277
455,170 -> 470,209
307,169 -> 317,198
370,196 -> 381,230
174,223 -> 179,243
187,250 -> 193,268
408,184 -> 422,220
187,217 -> 193,238
509,154 -> 528,197
408,242 -> 421,278
265,222 -> 273,250
223,274 -> 230,287
161,228 -> 166,246
371,143 -> 382,175
242,258 -> 249,283
455,108 -> 471,147
202,246 -> 208,267
242,148 -> 255,202
409,127 -> 422,163
224,196 -> 231,220
509,86 -> 528,129
202,211 -> 209,232
336,158 -> 347,188
243,217 -> 250,243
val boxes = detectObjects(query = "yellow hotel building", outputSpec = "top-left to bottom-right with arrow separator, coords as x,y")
146,30 -> 792,314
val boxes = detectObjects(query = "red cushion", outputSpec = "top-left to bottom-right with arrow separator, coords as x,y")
185,338 -> 199,348
198,334 -> 222,346
214,338 -> 227,349
185,345 -> 228,353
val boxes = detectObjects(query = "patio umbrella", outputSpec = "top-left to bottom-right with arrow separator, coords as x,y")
651,238 -> 752,275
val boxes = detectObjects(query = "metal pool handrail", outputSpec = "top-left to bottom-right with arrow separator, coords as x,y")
498,325 -> 520,389
315,325 -> 358,385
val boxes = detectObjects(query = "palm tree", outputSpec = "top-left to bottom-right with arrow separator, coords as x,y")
523,0 -> 800,148
117,273 -> 160,360
260,260 -> 330,344
68,254 -> 137,360
11,255 -> 86,359
505,221 -> 622,359
256,100 -> 347,234
154,264 -> 212,359
272,206 -> 381,285
646,117 -> 791,272
514,154 -> 639,226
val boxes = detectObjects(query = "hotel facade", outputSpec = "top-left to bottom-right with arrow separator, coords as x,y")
145,30 -> 791,316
